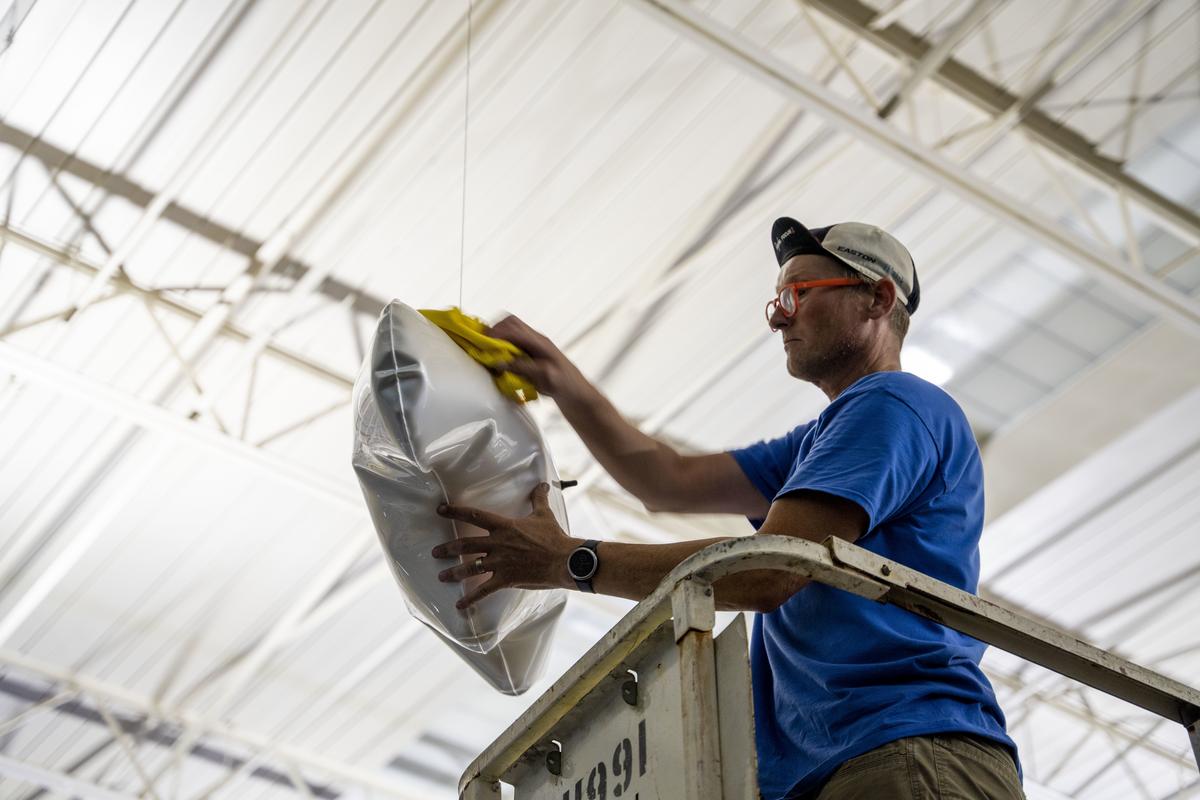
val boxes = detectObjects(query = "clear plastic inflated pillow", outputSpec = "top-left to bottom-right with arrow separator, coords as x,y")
352,301 -> 568,694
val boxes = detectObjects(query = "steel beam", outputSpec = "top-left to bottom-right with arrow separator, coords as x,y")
876,0 -> 998,119
627,0 -> 1200,336
0,340 -> 362,511
61,1 -> 336,321
0,122 -> 388,318
804,0 -> 1200,247
0,649 -> 421,799
0,673 -> 338,799
0,689 -> 77,738
0,753 -> 139,800
0,223 -> 355,388
869,0 -> 921,31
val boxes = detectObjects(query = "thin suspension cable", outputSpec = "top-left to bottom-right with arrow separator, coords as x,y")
379,1 -> 612,276
459,0 -> 473,310
282,0 -> 559,295
435,0 -> 738,305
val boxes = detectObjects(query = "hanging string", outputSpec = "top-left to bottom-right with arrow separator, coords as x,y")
458,0 -> 472,310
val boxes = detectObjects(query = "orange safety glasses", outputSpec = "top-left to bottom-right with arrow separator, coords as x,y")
765,277 -> 866,327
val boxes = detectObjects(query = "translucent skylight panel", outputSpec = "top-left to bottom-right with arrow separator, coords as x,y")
1136,208 -> 1200,295
997,326 -> 1091,389
1127,120 -> 1200,209
1084,280 -> 1154,328
975,258 -> 1072,321
1020,245 -> 1089,285
1165,255 -> 1200,295
951,359 -> 1047,423
939,291 -> 1027,350
1142,225 -> 1194,269
1037,291 -> 1141,359
906,319 -> 982,376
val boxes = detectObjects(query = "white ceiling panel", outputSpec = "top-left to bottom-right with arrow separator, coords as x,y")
1,0 -> 1198,796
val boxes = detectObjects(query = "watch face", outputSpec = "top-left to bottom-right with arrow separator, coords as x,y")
568,547 -> 598,581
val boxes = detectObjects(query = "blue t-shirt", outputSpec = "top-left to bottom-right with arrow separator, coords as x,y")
729,371 -> 1018,800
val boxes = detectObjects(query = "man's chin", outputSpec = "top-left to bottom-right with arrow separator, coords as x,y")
787,353 -> 831,385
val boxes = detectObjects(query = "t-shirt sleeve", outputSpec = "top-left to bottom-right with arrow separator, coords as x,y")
778,390 -> 940,531
728,424 -> 810,502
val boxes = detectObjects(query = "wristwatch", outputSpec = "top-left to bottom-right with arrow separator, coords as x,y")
567,539 -> 601,593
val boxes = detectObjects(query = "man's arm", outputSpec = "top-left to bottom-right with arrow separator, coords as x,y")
488,315 -> 768,517
556,386 -> 770,517
590,489 -> 868,611
435,486 -> 868,613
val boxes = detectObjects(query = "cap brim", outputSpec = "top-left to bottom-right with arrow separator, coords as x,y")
772,217 -> 829,267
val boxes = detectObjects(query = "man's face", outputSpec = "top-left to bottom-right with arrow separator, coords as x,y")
771,254 -> 868,383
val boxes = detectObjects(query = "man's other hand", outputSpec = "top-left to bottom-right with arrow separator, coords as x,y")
486,315 -> 584,401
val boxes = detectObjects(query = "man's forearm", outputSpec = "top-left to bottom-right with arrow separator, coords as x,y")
582,537 -> 802,612
555,377 -> 681,509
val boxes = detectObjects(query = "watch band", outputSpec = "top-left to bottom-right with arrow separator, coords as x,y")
570,539 -> 600,593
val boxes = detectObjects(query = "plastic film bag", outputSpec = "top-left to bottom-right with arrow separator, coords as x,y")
351,301 -> 568,694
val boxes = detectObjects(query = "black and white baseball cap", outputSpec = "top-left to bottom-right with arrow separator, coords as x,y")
771,217 -> 920,314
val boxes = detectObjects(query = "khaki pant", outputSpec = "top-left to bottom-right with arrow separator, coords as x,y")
801,734 -> 1025,800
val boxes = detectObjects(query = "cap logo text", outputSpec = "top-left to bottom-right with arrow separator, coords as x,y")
835,245 -> 876,264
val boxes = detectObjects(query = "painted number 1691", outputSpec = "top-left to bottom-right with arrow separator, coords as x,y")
561,719 -> 647,800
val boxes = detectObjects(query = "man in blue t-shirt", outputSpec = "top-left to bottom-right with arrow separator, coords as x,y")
433,218 -> 1024,799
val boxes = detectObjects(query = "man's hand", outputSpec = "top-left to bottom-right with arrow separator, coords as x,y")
431,483 -> 579,609
486,315 -> 584,401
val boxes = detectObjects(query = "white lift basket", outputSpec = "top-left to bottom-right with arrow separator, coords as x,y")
459,535 -> 1200,800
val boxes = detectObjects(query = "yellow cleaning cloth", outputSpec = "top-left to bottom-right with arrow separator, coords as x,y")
419,307 -> 539,404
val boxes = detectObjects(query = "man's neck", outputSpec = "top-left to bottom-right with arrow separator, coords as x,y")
817,352 -> 902,401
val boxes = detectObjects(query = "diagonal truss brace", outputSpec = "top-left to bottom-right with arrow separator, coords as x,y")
0,223 -> 355,389
626,0 -> 1200,337
0,121 -> 389,319
0,649 -> 423,799
806,0 -> 1200,247
0,339 -> 362,511
0,753 -> 140,800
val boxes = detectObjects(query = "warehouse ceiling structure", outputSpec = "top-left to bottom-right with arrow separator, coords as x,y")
0,0 -> 1198,797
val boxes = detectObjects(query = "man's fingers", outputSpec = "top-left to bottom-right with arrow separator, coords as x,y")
489,315 -> 553,358
487,314 -> 527,341
457,577 -> 503,610
498,356 -> 543,381
530,482 -> 551,514
437,557 -> 491,584
430,536 -> 492,559
437,503 -> 507,530
506,356 -> 536,373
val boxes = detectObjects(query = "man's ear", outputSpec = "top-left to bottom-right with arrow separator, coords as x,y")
866,278 -> 897,320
